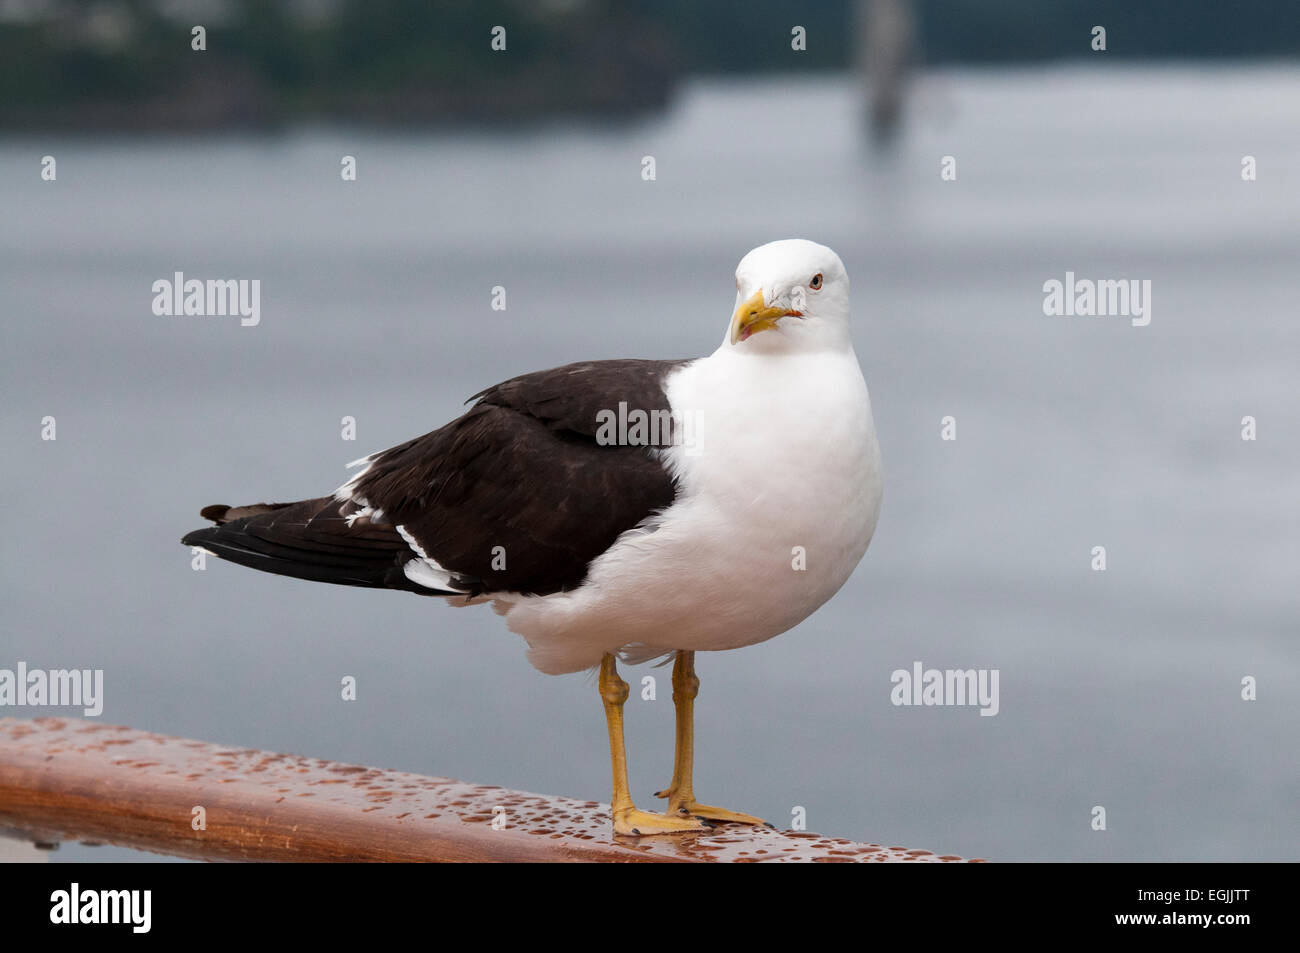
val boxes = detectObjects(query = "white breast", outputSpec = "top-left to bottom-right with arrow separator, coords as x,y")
498,346 -> 883,675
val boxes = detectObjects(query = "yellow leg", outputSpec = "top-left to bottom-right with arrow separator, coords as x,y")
599,654 -> 710,836
653,651 -> 770,826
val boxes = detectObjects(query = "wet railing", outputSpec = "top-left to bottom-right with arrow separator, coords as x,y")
0,718 -> 977,863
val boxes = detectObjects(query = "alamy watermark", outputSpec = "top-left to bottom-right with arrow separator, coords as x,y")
890,661 -> 999,716
0,662 -> 103,717
594,402 -> 704,455
1042,271 -> 1151,327
50,884 -> 150,933
152,271 -> 260,326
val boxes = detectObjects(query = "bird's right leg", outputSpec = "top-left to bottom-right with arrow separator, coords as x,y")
599,653 -> 711,836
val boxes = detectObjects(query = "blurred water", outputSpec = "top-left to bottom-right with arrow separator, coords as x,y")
2,65 -> 1297,862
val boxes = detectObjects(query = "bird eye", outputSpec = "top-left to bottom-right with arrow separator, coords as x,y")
809,273 -> 823,290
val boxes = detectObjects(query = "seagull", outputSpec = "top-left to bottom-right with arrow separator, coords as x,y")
183,239 -> 883,835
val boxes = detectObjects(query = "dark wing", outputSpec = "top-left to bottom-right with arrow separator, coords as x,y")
182,497 -> 435,593
182,359 -> 690,598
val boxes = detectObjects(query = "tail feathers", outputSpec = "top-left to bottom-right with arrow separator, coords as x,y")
182,496 -> 455,595
199,502 -> 293,524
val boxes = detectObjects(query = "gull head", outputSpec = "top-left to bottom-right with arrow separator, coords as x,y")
727,239 -> 851,352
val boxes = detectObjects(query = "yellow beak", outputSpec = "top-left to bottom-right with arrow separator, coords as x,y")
730,290 -> 802,345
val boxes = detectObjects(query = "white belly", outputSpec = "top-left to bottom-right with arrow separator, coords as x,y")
497,348 -> 883,674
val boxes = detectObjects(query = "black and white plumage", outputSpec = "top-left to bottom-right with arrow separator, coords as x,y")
184,359 -> 685,598
184,239 -> 883,675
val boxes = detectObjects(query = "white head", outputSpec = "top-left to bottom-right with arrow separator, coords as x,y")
726,239 -> 851,353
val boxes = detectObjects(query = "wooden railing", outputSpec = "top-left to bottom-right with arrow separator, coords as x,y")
0,718 -> 977,863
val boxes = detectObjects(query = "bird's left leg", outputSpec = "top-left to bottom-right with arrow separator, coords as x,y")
653,650 -> 769,826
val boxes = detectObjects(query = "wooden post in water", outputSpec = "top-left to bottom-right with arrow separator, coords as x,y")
857,0 -> 915,142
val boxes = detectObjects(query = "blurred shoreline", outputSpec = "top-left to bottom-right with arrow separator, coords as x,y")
4,0 -> 1299,132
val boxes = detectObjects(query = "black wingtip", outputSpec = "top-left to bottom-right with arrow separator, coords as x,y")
176,498 -> 457,597
181,527 -> 213,548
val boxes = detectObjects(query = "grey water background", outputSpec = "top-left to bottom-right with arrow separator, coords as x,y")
3,65 -> 1298,862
